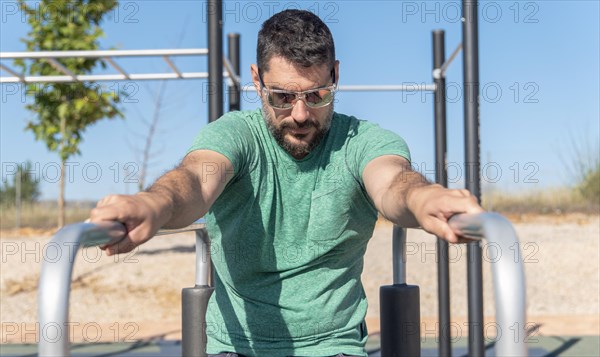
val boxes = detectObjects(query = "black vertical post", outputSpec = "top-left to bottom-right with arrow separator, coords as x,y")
208,0 -> 223,122
433,30 -> 451,357
228,32 -> 241,112
380,227 -> 421,356
462,1 -> 484,356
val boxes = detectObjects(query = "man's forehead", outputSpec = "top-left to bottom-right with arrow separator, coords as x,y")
261,57 -> 331,90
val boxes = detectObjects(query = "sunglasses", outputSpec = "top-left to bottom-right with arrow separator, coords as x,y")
258,68 -> 337,109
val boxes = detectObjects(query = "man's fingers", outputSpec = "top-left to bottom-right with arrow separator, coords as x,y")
427,210 -> 483,244
446,190 -> 482,213
88,194 -> 162,256
89,205 -> 120,222
465,203 -> 485,214
104,236 -> 138,256
432,219 -> 479,244
97,194 -> 122,206
90,204 -> 136,230
425,217 -> 460,244
408,185 -> 485,244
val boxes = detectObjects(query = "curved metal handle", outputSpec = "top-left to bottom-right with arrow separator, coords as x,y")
449,212 -> 528,357
390,212 -> 527,356
38,220 -> 208,357
38,221 -> 126,357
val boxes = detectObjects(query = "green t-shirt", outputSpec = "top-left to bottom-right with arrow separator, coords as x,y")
188,108 -> 410,356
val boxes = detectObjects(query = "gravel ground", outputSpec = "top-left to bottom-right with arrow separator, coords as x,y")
1,214 -> 598,343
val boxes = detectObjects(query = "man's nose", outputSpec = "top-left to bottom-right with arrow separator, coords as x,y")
291,99 -> 310,123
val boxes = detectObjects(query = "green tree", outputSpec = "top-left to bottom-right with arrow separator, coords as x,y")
0,162 -> 41,206
15,0 -> 123,227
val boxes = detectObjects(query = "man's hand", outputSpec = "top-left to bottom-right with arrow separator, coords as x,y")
90,192 -> 172,256
89,150 -> 234,256
405,184 -> 483,243
364,155 -> 484,243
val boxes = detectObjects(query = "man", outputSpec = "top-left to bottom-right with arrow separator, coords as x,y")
91,9 -> 482,357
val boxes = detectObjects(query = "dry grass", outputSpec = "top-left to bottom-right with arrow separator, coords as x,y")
3,274 -> 39,296
482,187 -> 600,215
1,188 -> 598,232
0,201 -> 93,230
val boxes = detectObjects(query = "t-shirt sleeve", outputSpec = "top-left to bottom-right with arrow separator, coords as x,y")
186,113 -> 252,175
346,120 -> 411,183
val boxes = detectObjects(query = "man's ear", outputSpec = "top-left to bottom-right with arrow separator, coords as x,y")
250,64 -> 261,95
333,60 -> 340,85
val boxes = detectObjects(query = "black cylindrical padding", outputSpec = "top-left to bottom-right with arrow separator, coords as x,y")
462,1 -> 484,356
182,286 -> 214,357
380,284 -> 421,357
432,29 -> 451,357
208,0 -> 223,122
228,33 -> 241,112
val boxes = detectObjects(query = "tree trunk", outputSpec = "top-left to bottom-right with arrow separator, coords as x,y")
58,116 -> 66,228
16,169 -> 21,229
138,80 -> 168,192
58,159 -> 65,227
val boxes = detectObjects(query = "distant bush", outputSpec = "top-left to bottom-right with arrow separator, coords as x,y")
483,187 -> 599,215
0,161 -> 41,206
0,201 -> 94,230
577,165 -> 600,204
558,127 -> 599,208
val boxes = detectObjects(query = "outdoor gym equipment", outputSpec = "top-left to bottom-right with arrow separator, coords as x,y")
1,0 -> 520,355
37,212 -> 527,356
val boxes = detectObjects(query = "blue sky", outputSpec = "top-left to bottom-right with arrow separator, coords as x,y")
1,0 -> 599,201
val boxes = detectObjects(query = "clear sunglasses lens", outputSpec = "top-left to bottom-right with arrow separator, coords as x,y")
267,88 -> 334,109
269,92 -> 295,109
305,89 -> 334,108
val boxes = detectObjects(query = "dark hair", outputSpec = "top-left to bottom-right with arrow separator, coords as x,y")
257,10 -> 335,72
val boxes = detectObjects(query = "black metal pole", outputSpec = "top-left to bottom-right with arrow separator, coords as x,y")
380,227 -> 421,356
433,29 -> 451,357
208,0 -> 223,122
228,32 -> 241,112
462,1 -> 484,356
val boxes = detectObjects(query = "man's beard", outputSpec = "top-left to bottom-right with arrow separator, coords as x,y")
262,103 -> 334,158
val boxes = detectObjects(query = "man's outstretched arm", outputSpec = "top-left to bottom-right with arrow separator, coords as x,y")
363,155 -> 483,243
89,150 -> 234,255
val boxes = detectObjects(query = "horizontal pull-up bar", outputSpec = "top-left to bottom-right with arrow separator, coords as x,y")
0,48 -> 212,84
1,48 -> 438,92
0,48 -> 209,59
0,71 -> 234,83
240,83 -> 437,92
338,84 -> 436,92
